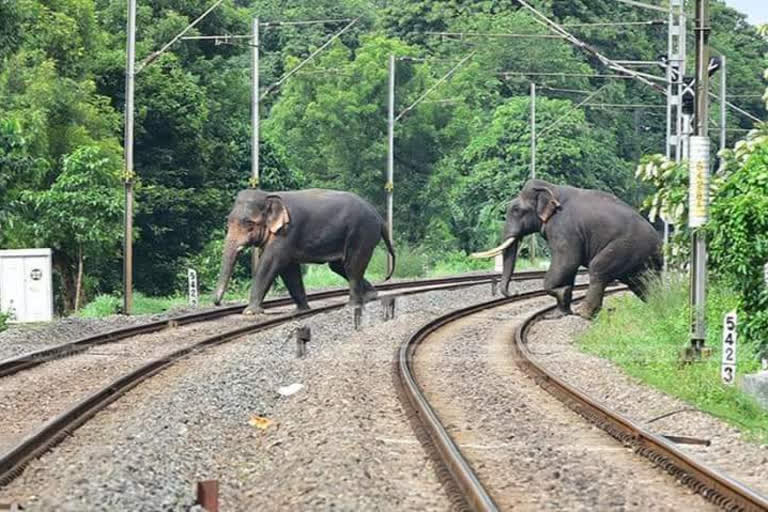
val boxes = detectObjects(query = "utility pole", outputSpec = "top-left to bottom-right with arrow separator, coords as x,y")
123,0 -> 136,315
530,82 -> 536,262
386,54 -> 395,274
689,0 -> 711,357
251,17 -> 260,279
664,0 -> 686,273
719,55 -> 727,155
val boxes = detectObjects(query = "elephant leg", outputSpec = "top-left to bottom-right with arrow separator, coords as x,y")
621,272 -> 652,302
543,259 -> 580,317
576,278 -> 607,319
280,263 -> 310,311
328,260 -> 375,294
343,243 -> 377,306
580,241 -> 636,318
245,251 -> 282,316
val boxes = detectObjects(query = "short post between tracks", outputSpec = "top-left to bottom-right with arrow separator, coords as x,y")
296,326 -> 310,358
195,480 -> 219,512
381,296 -> 397,321
354,306 -> 364,330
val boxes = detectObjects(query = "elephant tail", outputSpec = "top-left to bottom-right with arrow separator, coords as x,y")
381,224 -> 396,281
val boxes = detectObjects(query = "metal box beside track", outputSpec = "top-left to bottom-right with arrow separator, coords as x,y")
0,248 -> 54,323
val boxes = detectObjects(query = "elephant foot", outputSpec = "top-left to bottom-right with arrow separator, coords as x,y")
574,303 -> 599,320
243,305 -> 265,316
294,304 -> 311,313
363,289 -> 379,302
542,308 -> 572,320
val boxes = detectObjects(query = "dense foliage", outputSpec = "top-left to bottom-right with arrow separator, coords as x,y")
0,0 -> 766,312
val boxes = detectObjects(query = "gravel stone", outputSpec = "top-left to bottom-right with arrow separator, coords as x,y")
0,280 -> 539,511
527,300 -> 768,499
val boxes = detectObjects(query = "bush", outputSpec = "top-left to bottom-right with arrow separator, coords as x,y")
708,142 -> 768,350
0,311 -> 8,332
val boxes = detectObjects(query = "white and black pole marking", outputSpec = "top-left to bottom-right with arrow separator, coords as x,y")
721,310 -> 737,386
187,268 -> 199,307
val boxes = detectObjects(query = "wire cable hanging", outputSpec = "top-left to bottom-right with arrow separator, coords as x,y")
260,18 -> 360,100
396,52 -> 476,121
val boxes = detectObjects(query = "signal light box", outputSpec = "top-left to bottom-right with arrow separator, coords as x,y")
0,248 -> 54,323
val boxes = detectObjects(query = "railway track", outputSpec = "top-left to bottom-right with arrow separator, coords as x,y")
0,270 -> 547,490
0,272 -> 533,379
399,288 -> 768,512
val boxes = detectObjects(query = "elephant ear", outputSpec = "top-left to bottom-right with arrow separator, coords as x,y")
265,195 -> 291,235
533,186 -> 561,224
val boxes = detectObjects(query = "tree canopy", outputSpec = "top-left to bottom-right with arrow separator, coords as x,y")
0,0 -> 766,310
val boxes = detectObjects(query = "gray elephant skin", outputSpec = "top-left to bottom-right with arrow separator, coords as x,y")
213,188 -> 396,315
473,179 -> 662,318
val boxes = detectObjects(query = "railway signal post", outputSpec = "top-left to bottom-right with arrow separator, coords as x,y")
689,0 -> 712,358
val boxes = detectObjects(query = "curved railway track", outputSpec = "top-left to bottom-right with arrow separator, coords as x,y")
0,272 -> 532,379
399,288 -> 768,512
0,271 -> 547,489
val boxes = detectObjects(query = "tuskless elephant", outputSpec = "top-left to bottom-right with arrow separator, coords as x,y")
213,188 -> 396,315
473,179 -> 662,319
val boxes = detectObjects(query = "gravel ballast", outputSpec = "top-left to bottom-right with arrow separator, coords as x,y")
527,303 -> 768,500
412,298 -> 715,511
0,312 -> 266,454
0,280 -> 542,511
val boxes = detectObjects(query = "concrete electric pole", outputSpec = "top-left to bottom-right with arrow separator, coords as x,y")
123,0 -> 136,315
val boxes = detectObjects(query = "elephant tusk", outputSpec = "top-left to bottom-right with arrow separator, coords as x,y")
470,237 -> 516,259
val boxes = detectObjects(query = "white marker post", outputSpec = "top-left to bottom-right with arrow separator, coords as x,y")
721,310 -> 737,385
188,268 -> 199,307
763,261 -> 768,287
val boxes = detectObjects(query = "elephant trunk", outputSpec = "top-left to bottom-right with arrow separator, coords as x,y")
213,238 -> 241,305
500,238 -> 520,297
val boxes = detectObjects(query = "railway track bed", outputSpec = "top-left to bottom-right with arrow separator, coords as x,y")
0,277 -> 547,510
527,307 -> 768,500
406,292 -> 717,511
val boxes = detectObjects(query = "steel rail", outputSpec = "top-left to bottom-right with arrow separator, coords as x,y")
0,272 -> 549,488
0,271 -> 552,378
398,284 -> 589,512
515,295 -> 768,512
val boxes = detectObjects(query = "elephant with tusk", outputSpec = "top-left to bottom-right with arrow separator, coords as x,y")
472,179 -> 662,319
214,188 -> 396,315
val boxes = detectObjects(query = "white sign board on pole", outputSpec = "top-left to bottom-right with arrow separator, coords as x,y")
721,310 -> 737,385
0,248 -> 54,323
187,268 -> 199,307
688,136 -> 710,228
494,254 -> 503,272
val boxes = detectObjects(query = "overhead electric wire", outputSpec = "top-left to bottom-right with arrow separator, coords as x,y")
615,0 -> 670,14
514,0 -> 667,92
537,83 -> 611,137
423,31 -> 564,39
396,52 -> 476,122
561,19 -> 665,27
138,0 -> 226,72
260,18 -> 359,100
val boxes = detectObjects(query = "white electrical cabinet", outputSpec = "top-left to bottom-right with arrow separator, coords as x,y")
495,254 -> 503,272
0,248 -> 54,323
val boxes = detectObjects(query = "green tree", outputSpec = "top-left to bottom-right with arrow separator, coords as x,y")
22,145 -> 123,311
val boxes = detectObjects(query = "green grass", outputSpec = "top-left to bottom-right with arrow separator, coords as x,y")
77,246 -> 550,317
78,292 -> 191,317
577,274 -> 768,441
